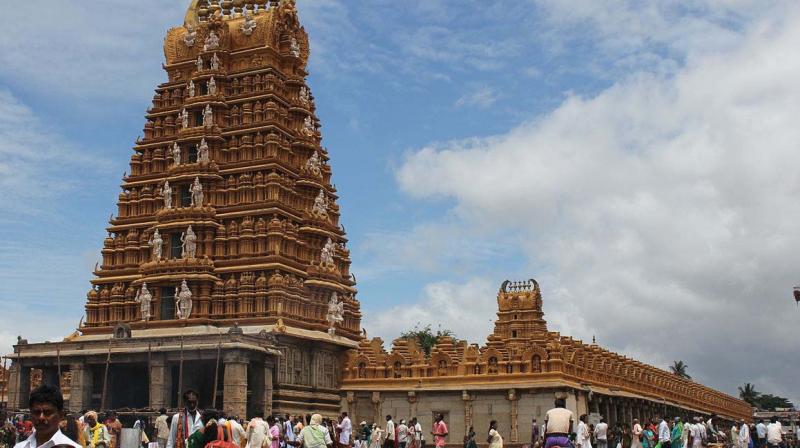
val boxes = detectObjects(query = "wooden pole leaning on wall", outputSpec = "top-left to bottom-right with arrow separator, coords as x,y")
100,337 -> 112,411
211,331 -> 222,409
1,356 -> 8,408
177,330 -> 185,409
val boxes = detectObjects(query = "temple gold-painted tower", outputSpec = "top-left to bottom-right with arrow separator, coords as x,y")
7,0 -> 361,418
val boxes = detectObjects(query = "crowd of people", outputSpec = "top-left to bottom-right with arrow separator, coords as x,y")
4,386 -> 798,448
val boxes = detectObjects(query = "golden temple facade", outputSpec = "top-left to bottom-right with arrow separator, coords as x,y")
8,0 -> 360,418
340,280 -> 751,442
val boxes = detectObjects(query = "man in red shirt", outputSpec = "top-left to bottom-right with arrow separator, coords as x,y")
431,415 -> 447,448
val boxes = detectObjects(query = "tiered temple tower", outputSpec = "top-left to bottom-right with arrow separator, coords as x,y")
7,0 -> 361,418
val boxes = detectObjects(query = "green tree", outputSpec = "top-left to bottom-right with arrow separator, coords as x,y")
754,394 -> 794,411
738,383 -> 760,406
669,360 -> 691,379
400,324 -> 454,356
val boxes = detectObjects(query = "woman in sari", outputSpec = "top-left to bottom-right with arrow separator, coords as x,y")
267,417 -> 281,448
631,421 -> 643,448
368,425 -> 383,448
292,415 -> 332,448
463,427 -> 477,448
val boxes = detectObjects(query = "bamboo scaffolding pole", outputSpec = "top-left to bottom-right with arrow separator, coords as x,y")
211,331 -> 222,409
100,337 -> 112,410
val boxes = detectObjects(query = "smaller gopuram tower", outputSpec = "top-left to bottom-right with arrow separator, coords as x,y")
7,0 -> 361,418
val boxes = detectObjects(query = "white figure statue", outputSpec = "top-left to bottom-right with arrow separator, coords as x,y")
134,283 -> 153,322
302,116 -> 314,136
149,229 -> 163,261
208,76 -> 217,95
190,177 -> 204,207
162,181 -> 173,209
198,137 -> 210,163
172,142 -> 182,165
326,292 -> 345,334
196,55 -> 203,72
290,37 -> 301,57
299,86 -> 310,105
203,104 -> 213,127
305,151 -> 322,175
180,108 -> 189,129
204,30 -> 220,52
312,189 -> 328,217
320,237 -> 335,267
188,80 -> 195,98
175,279 -> 193,320
211,53 -> 221,70
181,225 -> 197,259
184,25 -> 197,47
241,10 -> 257,35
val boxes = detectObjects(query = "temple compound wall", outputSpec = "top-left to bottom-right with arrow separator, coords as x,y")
340,280 -> 752,441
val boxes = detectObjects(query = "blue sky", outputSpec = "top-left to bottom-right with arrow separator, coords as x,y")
1,0 -> 799,404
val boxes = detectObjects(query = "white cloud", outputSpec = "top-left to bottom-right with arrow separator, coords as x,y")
394,3 -> 800,402
364,278 -> 498,344
455,87 -> 499,109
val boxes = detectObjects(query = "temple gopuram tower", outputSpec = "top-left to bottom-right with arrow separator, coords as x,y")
7,0 -> 361,418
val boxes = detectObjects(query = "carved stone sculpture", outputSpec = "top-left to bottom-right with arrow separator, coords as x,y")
183,25 -> 197,47
162,181 -> 173,209
290,37 -> 301,57
305,151 -> 322,176
175,279 -> 192,319
312,189 -> 328,218
180,108 -> 189,129
149,229 -> 163,261
196,55 -> 203,72
203,104 -> 213,127
172,142 -> 182,165
134,283 -> 153,322
181,225 -> 197,258
326,292 -> 345,334
208,76 -> 217,95
211,52 -> 221,70
190,177 -> 204,207
188,80 -> 195,97
204,30 -> 220,52
198,138 -> 210,163
240,10 -> 257,35
302,116 -> 314,136
321,237 -> 335,268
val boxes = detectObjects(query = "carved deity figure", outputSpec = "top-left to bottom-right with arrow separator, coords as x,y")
299,86 -> 310,105
320,237 -> 335,268
162,181 -> 173,209
210,52 -> 221,70
208,76 -> 217,95
240,10 -> 257,35
326,292 -> 345,327
172,142 -> 182,165
148,229 -> 163,261
203,104 -> 213,127
134,283 -> 153,322
188,80 -> 196,98
181,225 -> 197,258
198,137 -> 210,163
204,30 -> 220,52
305,151 -> 322,176
290,37 -> 301,57
302,116 -> 314,136
312,189 -> 328,217
180,108 -> 189,129
175,279 -> 193,320
190,177 -> 204,207
183,25 -> 197,47
196,55 -> 203,72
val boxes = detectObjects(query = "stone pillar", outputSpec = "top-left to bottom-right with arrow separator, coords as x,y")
347,392 -> 356,425
371,392 -> 381,426
508,389 -> 519,443
223,351 -> 249,418
41,367 -> 59,388
149,356 -> 169,410
264,364 -> 274,416
462,391 -> 473,433
68,363 -> 92,412
250,361 -> 265,419
7,362 -> 30,410
408,392 -> 418,421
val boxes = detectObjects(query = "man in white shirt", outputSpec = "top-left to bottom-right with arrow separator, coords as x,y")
576,415 -> 591,448
411,418 -> 424,448
166,389 -> 204,448
689,418 -> 703,448
155,409 -> 170,448
755,421 -> 767,448
285,415 -> 297,445
737,420 -> 749,448
337,412 -> 353,448
397,420 -> 409,448
226,416 -> 247,447
765,419 -> 782,448
657,417 -> 670,448
384,416 -> 395,448
14,384 -> 81,448
544,398 -> 574,448
594,418 -> 608,448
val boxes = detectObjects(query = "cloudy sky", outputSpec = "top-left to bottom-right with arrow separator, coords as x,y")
1,0 -> 798,404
